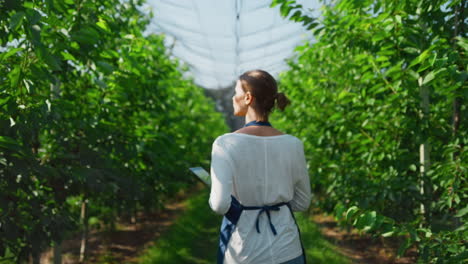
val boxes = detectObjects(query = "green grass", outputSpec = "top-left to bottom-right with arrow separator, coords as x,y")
137,191 -> 219,264
296,212 -> 350,264
137,191 -> 349,264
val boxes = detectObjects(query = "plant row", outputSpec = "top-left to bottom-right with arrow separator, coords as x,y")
0,0 -> 226,262
271,0 -> 467,262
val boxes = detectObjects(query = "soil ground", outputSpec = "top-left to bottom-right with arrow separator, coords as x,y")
40,187 -> 417,264
311,213 -> 417,264
39,186 -> 197,264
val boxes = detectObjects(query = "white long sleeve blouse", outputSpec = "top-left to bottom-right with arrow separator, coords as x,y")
209,132 -> 312,264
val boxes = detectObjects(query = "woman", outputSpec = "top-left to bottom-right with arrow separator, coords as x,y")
209,69 -> 312,264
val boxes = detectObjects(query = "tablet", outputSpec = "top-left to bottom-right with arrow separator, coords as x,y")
189,167 -> 211,186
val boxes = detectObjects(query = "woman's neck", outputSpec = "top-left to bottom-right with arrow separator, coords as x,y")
245,109 -> 267,124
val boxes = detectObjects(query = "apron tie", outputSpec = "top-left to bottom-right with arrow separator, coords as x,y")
243,202 -> 289,236
218,196 -> 306,264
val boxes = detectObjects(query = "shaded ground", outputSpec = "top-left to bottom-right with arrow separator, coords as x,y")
137,191 -> 349,264
312,213 -> 418,264
40,185 -> 201,264
40,187 -> 418,264
137,191 -> 220,264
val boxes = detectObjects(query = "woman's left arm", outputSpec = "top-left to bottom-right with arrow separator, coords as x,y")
209,138 -> 234,215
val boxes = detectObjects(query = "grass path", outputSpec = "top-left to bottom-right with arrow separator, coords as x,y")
136,191 -> 349,264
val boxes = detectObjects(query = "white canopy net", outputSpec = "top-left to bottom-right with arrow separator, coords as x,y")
143,0 -> 322,89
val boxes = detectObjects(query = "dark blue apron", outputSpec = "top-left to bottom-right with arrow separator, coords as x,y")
216,120 -> 306,263
216,195 -> 306,263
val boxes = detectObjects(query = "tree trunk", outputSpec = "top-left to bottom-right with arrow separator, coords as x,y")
79,197 -> 88,263
131,204 -> 138,231
418,81 -> 430,226
53,240 -> 62,264
31,251 -> 40,264
451,1 -> 464,227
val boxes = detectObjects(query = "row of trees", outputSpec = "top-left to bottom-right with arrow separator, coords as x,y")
0,0 -> 226,262
271,0 -> 466,262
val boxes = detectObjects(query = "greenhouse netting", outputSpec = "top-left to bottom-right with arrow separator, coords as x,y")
143,0 -> 322,89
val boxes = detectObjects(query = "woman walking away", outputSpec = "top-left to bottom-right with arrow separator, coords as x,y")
209,69 -> 311,264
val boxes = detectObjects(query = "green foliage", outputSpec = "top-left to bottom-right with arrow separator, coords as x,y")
270,0 -> 319,30
0,0 -> 227,261
271,0 -> 467,262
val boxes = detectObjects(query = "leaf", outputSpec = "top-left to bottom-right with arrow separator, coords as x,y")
96,19 -> 110,32
397,238 -> 412,257
376,56 -> 389,62
395,15 -> 402,24
0,47 -> 23,62
382,231 -> 394,237
372,32 -> 387,42
403,47 -> 419,55
0,136 -> 24,155
338,90 -> 348,100
23,2 -> 34,9
455,205 -> 468,217
27,9 -> 42,25
9,117 -> 16,127
356,211 -> 377,231
455,224 -> 466,232
60,51 -> 77,61
270,0 -> 281,8
455,36 -> 468,51
0,93 -> 11,108
448,251 -> 468,263
306,22 -> 319,30
346,206 -> 359,221
280,3 -> 293,17
23,79 -> 31,93
71,27 -> 100,45
422,71 -> 435,85
30,24 -> 42,46
334,203 -> 346,219
45,99 -> 51,112
292,10 -> 302,20
8,65 -> 21,88
409,49 -> 430,68
9,11 -> 25,31
0,136 -> 17,146
96,61 -> 114,74
101,50 -> 119,59
37,46 -> 61,71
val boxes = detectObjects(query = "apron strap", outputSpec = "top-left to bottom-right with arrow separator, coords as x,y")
242,202 -> 289,236
285,203 -> 307,264
217,196 -> 245,264
218,196 -> 306,264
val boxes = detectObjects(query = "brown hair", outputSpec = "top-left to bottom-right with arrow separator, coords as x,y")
239,69 -> 291,122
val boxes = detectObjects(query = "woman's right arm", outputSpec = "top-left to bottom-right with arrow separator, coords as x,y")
209,138 -> 234,215
290,139 -> 312,211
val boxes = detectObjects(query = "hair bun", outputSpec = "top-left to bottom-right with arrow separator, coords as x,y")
276,92 -> 290,111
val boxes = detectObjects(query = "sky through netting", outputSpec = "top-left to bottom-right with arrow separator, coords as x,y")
143,0 -> 323,89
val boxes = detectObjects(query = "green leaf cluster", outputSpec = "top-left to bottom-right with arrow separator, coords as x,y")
271,0 -> 467,262
0,0 -> 227,261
